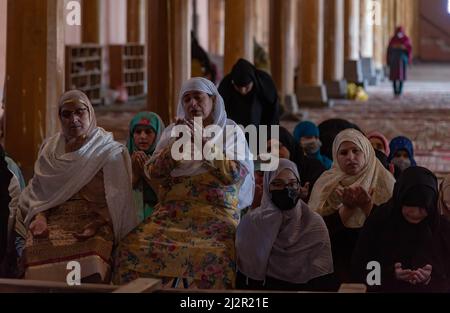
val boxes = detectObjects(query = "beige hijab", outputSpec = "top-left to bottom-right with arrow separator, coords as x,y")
308,129 -> 395,228
19,90 -> 138,240
438,175 -> 450,220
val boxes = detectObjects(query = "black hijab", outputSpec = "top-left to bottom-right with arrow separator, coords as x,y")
352,167 -> 450,292
0,145 -> 13,263
218,59 -> 279,129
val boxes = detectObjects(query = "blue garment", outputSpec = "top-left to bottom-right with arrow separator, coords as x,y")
388,136 -> 417,166
293,121 -> 332,170
310,151 -> 333,170
293,121 -> 320,140
5,157 -> 25,190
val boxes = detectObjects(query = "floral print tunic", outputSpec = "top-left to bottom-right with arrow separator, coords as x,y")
114,144 -> 248,289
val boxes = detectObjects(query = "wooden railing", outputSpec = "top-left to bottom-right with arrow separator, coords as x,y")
0,278 -> 367,293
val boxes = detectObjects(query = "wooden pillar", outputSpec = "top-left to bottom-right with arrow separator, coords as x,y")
382,0 -> 391,66
343,0 -> 363,84
5,0 -> 65,178
360,0 -> 373,58
297,0 -> 328,106
127,0 -> 142,43
373,0 -> 384,69
270,0 -> 296,105
147,0 -> 191,125
253,0 -> 270,51
82,0 -> 100,43
224,0 -> 253,75
344,0 -> 360,60
208,0 -> 224,55
324,0 -> 346,98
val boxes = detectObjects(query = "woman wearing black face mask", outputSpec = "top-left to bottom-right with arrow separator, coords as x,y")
235,159 -> 335,291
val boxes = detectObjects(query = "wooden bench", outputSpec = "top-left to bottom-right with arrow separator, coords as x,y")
0,278 -> 366,293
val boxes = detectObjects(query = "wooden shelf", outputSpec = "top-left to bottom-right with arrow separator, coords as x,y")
109,44 -> 147,101
65,44 -> 104,106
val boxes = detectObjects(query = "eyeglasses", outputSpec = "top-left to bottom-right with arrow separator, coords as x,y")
60,108 -> 88,119
270,180 -> 300,190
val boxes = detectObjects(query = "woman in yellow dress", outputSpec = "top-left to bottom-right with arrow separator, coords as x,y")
114,77 -> 254,289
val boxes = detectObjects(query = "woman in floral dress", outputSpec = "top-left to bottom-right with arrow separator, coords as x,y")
114,78 -> 254,289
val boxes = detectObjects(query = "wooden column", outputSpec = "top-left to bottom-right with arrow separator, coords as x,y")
127,0 -> 142,43
253,0 -> 270,51
344,0 -> 360,60
269,0 -> 295,105
224,0 -> 253,75
382,0 -> 391,66
359,0 -> 373,58
208,0 -> 224,55
147,0 -> 191,125
82,0 -> 100,43
297,0 -> 328,106
343,0 -> 362,84
5,0 -> 65,178
324,0 -> 346,98
373,0 -> 384,69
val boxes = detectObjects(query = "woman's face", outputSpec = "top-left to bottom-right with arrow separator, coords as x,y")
394,149 -> 410,160
268,139 -> 291,160
133,126 -> 156,151
60,99 -> 90,139
182,91 -> 214,123
255,170 -> 264,187
232,81 -> 254,96
402,206 -> 428,224
337,141 -> 366,175
269,169 -> 299,192
370,137 -> 386,154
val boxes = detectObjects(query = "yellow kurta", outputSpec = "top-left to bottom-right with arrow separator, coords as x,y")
114,146 -> 247,289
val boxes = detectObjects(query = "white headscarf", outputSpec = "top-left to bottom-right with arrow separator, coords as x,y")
236,159 -> 333,284
308,128 -> 395,228
150,77 -> 255,209
19,91 -> 138,241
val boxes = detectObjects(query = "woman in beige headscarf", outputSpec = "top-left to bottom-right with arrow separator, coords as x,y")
438,175 -> 450,221
18,90 -> 137,283
308,128 -> 395,283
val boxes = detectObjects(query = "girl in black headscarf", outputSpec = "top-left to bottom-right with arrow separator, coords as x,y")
0,145 -> 13,266
352,167 -> 450,292
268,127 -> 326,202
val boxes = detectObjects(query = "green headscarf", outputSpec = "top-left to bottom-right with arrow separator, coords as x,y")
127,112 -> 164,156
127,112 -> 165,221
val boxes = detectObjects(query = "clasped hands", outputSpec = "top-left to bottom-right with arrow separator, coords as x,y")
336,186 -> 374,222
395,262 -> 432,286
29,213 -> 106,241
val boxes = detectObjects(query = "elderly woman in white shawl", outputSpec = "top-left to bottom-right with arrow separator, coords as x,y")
236,159 -> 334,291
18,90 -> 137,283
308,128 -> 395,284
114,77 -> 254,289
